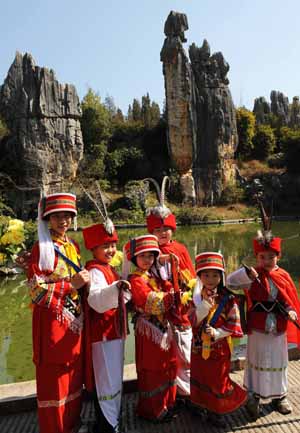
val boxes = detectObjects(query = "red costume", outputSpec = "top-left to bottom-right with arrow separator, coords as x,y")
28,237 -> 83,433
147,207 -> 196,396
190,252 -> 247,415
129,270 -> 177,420
82,223 -> 127,433
124,235 -> 177,420
246,266 -> 300,344
28,192 -> 84,433
190,291 -> 247,414
160,239 -> 196,327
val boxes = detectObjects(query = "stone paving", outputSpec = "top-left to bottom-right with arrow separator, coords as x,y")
2,360 -> 300,432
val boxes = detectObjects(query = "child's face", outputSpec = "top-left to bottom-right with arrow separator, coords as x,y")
256,250 -> 278,271
49,211 -> 73,236
92,242 -> 117,264
153,226 -> 173,246
136,252 -> 155,271
199,269 -> 221,292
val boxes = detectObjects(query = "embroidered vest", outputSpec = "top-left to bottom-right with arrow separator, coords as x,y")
86,260 -> 121,343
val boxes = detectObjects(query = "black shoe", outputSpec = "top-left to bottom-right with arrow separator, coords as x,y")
272,397 -> 292,415
246,395 -> 260,420
207,412 -> 226,428
188,402 -> 207,417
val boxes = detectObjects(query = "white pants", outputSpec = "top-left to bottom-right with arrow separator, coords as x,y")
92,339 -> 125,427
244,331 -> 288,399
172,327 -> 192,396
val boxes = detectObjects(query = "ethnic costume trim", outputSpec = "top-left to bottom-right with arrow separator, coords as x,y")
98,389 -> 121,402
139,379 -> 177,399
38,388 -> 82,408
190,377 -> 234,399
135,316 -> 172,351
247,361 -> 287,372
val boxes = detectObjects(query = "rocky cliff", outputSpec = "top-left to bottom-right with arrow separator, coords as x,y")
0,52 -> 83,217
161,11 -> 237,205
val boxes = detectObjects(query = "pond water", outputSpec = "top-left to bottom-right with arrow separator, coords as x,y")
1,221 -> 300,384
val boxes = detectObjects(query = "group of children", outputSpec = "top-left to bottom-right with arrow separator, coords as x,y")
27,190 -> 300,433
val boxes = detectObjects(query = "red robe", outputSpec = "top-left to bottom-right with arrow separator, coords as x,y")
27,238 -> 83,433
160,240 -> 196,326
190,292 -> 247,414
129,270 -> 177,420
84,260 -> 123,392
246,266 -> 300,345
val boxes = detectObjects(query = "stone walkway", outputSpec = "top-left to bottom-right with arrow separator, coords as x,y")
2,360 -> 300,432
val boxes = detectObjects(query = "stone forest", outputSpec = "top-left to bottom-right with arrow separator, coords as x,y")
3,11 -> 300,433
1,11 -> 300,220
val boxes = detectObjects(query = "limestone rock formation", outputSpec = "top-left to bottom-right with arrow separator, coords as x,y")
270,90 -> 289,125
0,52 -> 83,217
290,96 -> 300,128
253,97 -> 271,124
161,11 -> 237,205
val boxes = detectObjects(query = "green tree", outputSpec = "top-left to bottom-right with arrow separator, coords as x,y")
280,127 -> 300,174
236,107 -> 256,159
104,95 -> 117,118
127,104 -> 133,121
150,101 -> 161,126
80,88 -> 111,180
141,93 -> 151,127
81,88 -> 111,153
252,124 -> 276,160
132,99 -> 142,122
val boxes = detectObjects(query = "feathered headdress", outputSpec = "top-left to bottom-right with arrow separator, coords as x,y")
256,199 -> 274,247
80,181 -> 115,235
253,199 -> 281,254
145,176 -> 177,232
145,176 -> 172,218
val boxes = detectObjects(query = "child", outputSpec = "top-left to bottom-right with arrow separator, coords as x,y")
83,222 -> 131,433
227,230 -> 300,419
27,193 -> 90,433
123,234 -> 178,422
146,176 -> 196,399
189,252 -> 247,426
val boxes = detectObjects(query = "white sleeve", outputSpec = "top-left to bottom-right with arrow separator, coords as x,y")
226,267 -> 252,291
87,268 -> 122,313
195,299 -> 211,324
213,328 -> 231,340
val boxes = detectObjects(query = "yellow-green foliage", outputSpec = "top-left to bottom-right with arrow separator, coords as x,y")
236,107 -> 256,159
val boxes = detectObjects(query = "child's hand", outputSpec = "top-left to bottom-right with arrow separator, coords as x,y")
70,269 -> 90,290
247,267 -> 259,281
288,310 -> 298,322
204,325 -> 216,338
117,280 -> 131,292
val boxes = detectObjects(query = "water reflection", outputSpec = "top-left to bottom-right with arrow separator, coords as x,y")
1,221 -> 299,384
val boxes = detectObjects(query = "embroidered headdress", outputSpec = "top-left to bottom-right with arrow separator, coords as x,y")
193,251 -> 226,305
253,200 -> 281,255
122,234 -> 160,279
38,193 -> 77,271
124,235 -> 160,261
81,182 -> 118,250
145,176 -> 176,233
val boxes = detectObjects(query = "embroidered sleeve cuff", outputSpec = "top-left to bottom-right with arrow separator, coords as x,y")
214,328 -> 231,340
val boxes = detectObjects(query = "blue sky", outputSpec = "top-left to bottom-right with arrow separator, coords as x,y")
1,0 -> 300,114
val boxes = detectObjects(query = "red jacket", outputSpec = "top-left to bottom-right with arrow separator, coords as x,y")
160,240 -> 196,326
246,266 -> 300,344
27,239 -> 82,365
